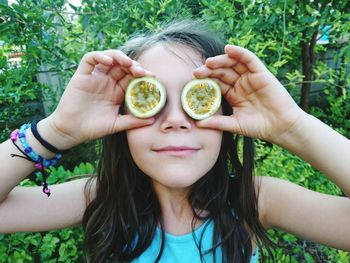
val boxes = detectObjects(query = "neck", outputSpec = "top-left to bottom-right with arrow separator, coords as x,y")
152,181 -> 208,235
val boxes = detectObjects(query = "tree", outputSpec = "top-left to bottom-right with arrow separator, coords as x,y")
201,0 -> 350,112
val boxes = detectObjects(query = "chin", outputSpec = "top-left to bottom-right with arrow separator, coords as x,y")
151,171 -> 204,190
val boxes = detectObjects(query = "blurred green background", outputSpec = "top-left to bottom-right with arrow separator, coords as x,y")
0,0 -> 349,262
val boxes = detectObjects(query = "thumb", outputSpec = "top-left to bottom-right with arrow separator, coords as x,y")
196,115 -> 242,134
112,115 -> 155,133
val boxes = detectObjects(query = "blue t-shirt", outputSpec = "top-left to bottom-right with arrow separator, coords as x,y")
132,219 -> 259,263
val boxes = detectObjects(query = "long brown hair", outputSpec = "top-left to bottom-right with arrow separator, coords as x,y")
82,20 -> 275,263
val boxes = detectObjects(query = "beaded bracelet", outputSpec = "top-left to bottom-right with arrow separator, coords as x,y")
10,123 -> 63,197
17,123 -> 62,168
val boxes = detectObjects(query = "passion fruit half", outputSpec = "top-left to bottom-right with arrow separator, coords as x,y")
125,77 -> 166,118
181,78 -> 221,120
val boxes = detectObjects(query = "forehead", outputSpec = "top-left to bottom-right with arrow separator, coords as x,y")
137,44 -> 204,87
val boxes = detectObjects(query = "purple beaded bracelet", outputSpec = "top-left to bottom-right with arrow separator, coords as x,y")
10,123 -> 63,197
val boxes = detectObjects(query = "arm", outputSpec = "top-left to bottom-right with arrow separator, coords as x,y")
0,177 -> 95,233
258,175 -> 350,251
0,50 -> 152,232
275,113 -> 350,197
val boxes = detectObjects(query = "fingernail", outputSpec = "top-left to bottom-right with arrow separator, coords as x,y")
145,70 -> 155,77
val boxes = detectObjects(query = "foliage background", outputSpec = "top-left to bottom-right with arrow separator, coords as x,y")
0,0 -> 349,262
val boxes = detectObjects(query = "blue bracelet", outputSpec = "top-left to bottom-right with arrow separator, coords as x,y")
18,123 -> 62,168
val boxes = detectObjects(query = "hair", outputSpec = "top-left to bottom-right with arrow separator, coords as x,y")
82,19 -> 276,263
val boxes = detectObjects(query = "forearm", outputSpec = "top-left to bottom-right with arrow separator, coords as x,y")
0,120 -> 57,203
275,113 -> 350,197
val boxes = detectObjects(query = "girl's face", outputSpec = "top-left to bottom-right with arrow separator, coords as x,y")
126,44 -> 222,191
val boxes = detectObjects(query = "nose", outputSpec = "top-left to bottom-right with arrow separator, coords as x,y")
159,98 -> 192,133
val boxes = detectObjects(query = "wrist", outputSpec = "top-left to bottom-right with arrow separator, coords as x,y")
272,112 -> 313,151
23,126 -> 56,160
37,116 -> 77,152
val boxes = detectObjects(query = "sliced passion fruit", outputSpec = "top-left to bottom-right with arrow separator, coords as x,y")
125,77 -> 166,118
181,78 -> 221,120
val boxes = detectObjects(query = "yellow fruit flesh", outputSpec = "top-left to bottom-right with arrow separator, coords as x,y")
129,81 -> 161,113
186,83 -> 217,115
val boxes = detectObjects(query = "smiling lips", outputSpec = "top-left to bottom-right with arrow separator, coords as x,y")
153,146 -> 200,157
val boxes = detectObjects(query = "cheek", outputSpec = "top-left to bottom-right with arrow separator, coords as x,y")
203,130 -> 223,161
126,129 -> 147,163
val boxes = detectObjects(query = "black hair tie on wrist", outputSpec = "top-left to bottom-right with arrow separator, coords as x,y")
31,120 -> 70,155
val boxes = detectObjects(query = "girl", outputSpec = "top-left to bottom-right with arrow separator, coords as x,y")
0,20 -> 349,263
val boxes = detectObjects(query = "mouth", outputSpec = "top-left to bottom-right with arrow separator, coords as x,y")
153,146 -> 200,157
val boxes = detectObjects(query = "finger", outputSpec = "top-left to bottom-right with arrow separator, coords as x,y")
127,60 -> 147,77
127,61 -> 156,77
193,65 -> 213,78
193,63 -> 241,85
195,115 -> 242,134
205,55 -> 238,69
109,66 -> 128,82
225,45 -> 266,73
206,55 -> 248,75
114,84 -> 126,105
76,52 -> 113,75
112,115 -> 155,133
118,74 -> 134,93
109,61 -> 151,82
93,50 -> 133,75
206,68 -> 240,86
193,66 -> 239,94
111,60 -> 153,79
102,50 -> 133,68
144,70 -> 156,77
94,63 -> 112,74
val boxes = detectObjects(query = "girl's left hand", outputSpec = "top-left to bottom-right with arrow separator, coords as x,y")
193,45 -> 305,144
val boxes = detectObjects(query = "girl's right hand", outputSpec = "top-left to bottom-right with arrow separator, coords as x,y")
40,50 -> 155,150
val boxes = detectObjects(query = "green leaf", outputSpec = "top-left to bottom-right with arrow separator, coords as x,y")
0,22 -> 14,37
306,5 -> 314,14
82,15 -> 91,30
309,20 -> 319,27
68,3 -> 77,11
305,252 -> 314,262
0,3 -> 13,14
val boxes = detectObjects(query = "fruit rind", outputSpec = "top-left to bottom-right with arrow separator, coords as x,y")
125,77 -> 166,118
181,78 -> 221,120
